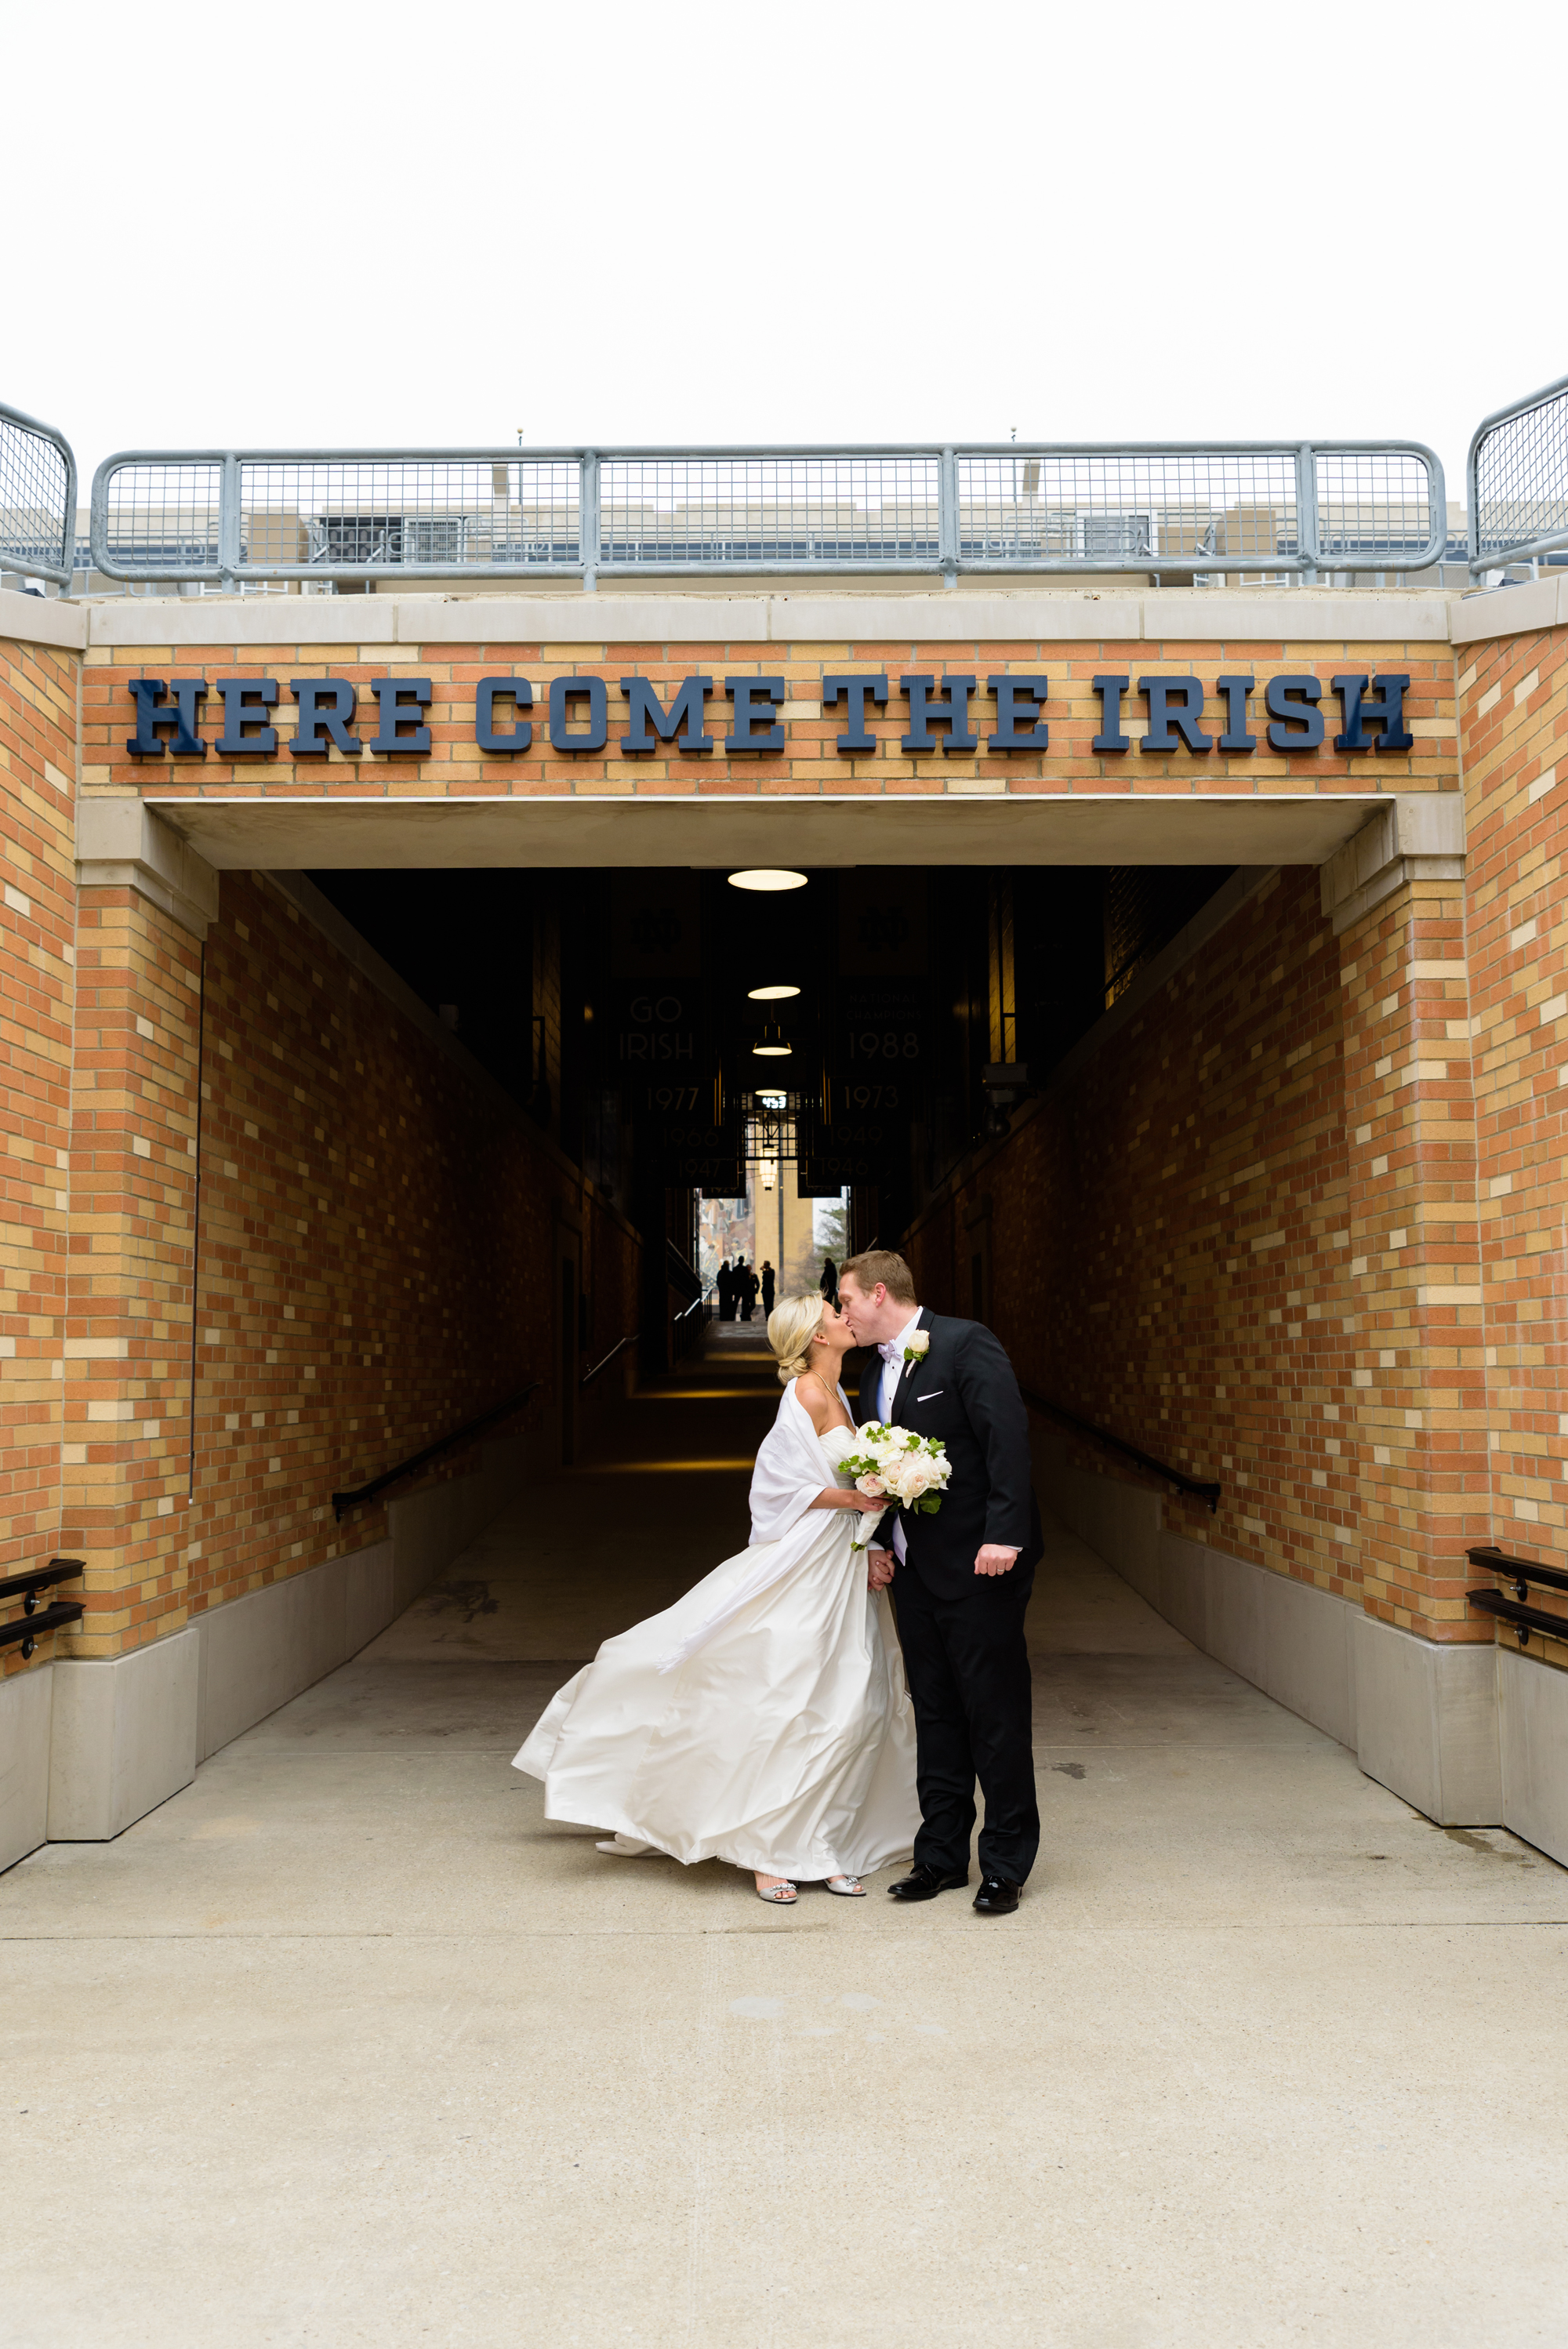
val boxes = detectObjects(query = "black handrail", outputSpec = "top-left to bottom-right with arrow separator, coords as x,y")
1467,1544 -> 1568,1599
1022,1389 -> 1221,1512
0,1558 -> 84,1660
1467,1587 -> 1568,1648
665,1238 -> 703,1304
0,1556 -> 85,1605
332,1382 -> 542,1520
581,1331 -> 639,1389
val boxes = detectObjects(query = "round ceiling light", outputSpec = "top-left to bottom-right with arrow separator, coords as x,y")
752,1021 -> 793,1058
728,869 -> 807,892
747,984 -> 801,1000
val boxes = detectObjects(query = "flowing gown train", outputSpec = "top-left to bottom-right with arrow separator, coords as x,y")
513,1388 -> 919,1880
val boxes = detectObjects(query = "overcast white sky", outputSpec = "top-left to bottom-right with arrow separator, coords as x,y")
9,0 -> 1559,506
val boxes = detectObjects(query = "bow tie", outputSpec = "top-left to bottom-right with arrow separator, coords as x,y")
877,1342 -> 905,1364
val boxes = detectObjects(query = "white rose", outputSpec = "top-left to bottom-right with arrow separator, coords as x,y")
856,1473 -> 887,1498
906,1331 -> 931,1357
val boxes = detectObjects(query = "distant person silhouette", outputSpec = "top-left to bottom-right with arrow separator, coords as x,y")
717,1258 -> 736,1323
760,1260 -> 775,1313
820,1258 -> 837,1306
737,1258 -> 760,1323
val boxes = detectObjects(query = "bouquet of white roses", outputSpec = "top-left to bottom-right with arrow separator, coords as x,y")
837,1421 -> 953,1552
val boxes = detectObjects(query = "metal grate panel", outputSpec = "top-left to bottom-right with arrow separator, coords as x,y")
100,459 -> 223,574
597,455 -> 940,570
1314,449 -> 1436,565
0,399 -> 76,586
958,450 -> 1298,568
238,457 -> 580,575
1469,377 -> 1568,573
87,441 -> 1446,584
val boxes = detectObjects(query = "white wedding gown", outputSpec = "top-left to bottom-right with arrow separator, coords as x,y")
513,1385 -> 920,1879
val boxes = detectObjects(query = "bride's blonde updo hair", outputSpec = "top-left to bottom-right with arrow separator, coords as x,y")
767,1293 -> 826,1387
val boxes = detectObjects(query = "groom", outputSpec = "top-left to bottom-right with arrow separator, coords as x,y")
837,1251 -> 1042,1915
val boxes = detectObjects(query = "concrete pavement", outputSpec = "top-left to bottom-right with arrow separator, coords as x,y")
3,1331 -> 1566,2346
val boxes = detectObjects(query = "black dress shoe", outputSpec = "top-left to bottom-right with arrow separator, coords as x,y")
887,1865 -> 970,1901
972,1876 -> 1022,1915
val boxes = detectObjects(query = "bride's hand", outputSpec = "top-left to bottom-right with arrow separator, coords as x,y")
812,1487 -> 887,1512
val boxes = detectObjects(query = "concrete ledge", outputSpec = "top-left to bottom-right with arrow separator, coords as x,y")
197,1548 -> 383,1762
1038,1432 -> 1420,1793
20,1429 -> 540,1846
1497,1648 -> 1568,1866
0,586 -> 87,651
1319,793 -> 1467,935
75,797 -> 221,939
0,1664 -> 55,1872
193,1428 -> 541,1760
1032,1423 -> 1162,1604
1450,574 -> 1568,646
1352,1614 -> 1501,1825
78,586 -> 1463,651
1265,1568 -> 1359,1753
47,1627 -> 199,1839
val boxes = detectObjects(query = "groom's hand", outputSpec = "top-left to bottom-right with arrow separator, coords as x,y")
974,1545 -> 1020,1577
866,1548 -> 895,1588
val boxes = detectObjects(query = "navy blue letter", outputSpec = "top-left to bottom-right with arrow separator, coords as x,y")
1215,675 -> 1256,753
621,675 -> 714,755
988,675 -> 1050,750
368,677 -> 432,756
476,677 -> 533,753
901,674 -> 978,754
1265,675 -> 1323,751
822,674 -> 887,753
1331,673 -> 1413,753
1092,674 -> 1131,753
290,678 -> 359,757
725,677 -> 786,753
549,676 -> 608,753
215,677 -> 278,757
1138,677 -> 1212,754
126,677 -> 207,758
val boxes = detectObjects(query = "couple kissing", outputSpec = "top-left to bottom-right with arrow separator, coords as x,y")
514,1250 -> 1041,1914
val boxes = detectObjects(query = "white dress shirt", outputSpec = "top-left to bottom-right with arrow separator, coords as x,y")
877,1312 -> 1018,1568
877,1309 -> 925,1424
877,1311 -> 924,1561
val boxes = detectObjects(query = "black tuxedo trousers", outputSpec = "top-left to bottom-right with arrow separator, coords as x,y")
860,1314 -> 1041,1884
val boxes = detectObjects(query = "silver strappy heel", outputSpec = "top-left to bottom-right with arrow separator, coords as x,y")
825,1875 -> 866,1897
755,1877 -> 798,1904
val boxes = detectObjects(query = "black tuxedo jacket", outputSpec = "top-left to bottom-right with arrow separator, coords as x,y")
857,1309 -> 1042,1603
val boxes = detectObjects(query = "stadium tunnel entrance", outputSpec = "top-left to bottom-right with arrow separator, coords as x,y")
16,576 -> 1555,1874
300,855 -> 1246,1375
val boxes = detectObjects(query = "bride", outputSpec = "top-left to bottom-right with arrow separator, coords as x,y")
513,1294 -> 920,1904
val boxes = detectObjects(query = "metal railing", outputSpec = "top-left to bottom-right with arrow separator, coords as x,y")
1468,374 -> 1568,578
0,1558 -> 85,1660
1467,1544 -> 1568,1650
1,400 -> 77,587
580,1331 -> 639,1389
1022,1389 -> 1221,1512
88,441 -> 1447,588
332,1381 -> 541,1519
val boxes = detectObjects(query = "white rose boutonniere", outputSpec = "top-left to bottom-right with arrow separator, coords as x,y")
902,1331 -> 931,1364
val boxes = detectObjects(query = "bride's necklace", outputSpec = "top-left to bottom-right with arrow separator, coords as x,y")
805,1368 -> 849,1429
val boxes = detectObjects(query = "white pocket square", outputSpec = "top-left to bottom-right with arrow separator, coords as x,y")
914,1389 -> 944,1401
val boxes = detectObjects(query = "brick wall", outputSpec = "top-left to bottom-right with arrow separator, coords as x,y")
82,626 -> 1455,802
1336,870 -> 1485,1636
907,867 -> 1367,1600
1461,621 -> 1568,1628
0,636 -> 78,1673
56,865 -> 640,1659
62,881 -> 203,1652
